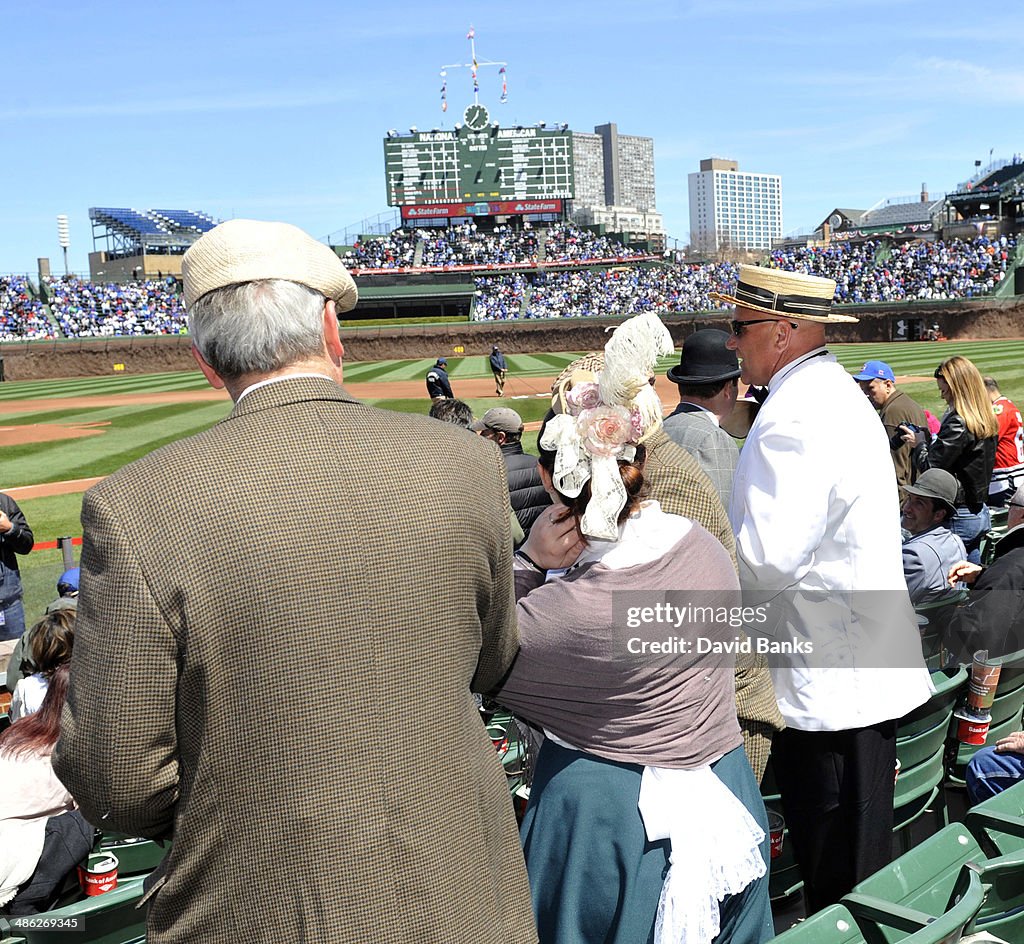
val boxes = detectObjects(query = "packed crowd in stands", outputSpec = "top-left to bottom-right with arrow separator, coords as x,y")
340,230 -> 417,269
471,234 -> 1017,321
473,262 -> 739,321
0,231 -> 1019,336
46,277 -> 188,337
341,220 -> 645,271
0,275 -> 56,341
773,236 -> 1016,303
542,221 -> 645,262
420,222 -> 540,267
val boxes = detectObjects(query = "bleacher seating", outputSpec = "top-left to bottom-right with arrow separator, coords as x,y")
0,276 -> 56,341
46,277 -> 188,337
90,207 -> 169,237
150,209 -> 218,234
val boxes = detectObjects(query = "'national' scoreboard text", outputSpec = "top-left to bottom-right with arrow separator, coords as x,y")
384,125 -> 575,207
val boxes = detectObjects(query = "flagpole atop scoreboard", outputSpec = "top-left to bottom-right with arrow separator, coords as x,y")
440,26 -> 508,114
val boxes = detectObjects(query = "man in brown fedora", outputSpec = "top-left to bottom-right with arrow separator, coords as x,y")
662,328 -> 742,509
716,264 -> 933,911
54,220 -> 536,944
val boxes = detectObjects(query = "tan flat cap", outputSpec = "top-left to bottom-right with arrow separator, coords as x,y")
182,219 -> 358,312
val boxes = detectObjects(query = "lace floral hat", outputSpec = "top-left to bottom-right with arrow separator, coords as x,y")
546,311 -> 674,540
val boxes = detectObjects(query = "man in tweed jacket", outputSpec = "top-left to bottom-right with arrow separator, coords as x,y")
54,221 -> 537,944
661,329 -> 742,510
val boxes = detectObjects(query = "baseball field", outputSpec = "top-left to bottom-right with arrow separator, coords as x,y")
4,338 -> 1024,624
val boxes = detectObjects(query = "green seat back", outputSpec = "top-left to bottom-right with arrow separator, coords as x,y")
12,877 -> 147,944
99,835 -> 168,878
897,667 -> 967,739
768,905 -> 865,943
850,822 -> 1024,939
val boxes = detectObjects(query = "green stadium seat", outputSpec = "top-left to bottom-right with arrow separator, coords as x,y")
897,667 -> 967,739
0,876 -> 147,944
769,864 -> 985,943
845,822 -> 1024,941
966,779 -> 1024,857
98,834 -> 168,878
915,589 -> 968,667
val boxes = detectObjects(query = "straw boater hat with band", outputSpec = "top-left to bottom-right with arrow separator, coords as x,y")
182,219 -> 359,312
709,264 -> 857,324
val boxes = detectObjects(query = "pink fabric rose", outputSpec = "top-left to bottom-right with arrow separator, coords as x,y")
577,405 -> 633,458
629,407 -> 645,441
565,382 -> 601,415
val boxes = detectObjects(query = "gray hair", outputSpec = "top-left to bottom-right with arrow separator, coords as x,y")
1012,484 -> 1024,507
188,279 -> 327,381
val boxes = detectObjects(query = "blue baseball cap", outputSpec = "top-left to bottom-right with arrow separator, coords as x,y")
436,356 -> 447,365
58,567 -> 80,596
853,360 -> 895,383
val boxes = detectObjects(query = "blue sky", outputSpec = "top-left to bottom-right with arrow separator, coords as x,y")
2,0 -> 1020,275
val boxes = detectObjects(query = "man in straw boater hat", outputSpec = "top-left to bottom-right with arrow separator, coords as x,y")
54,220 -> 537,944
714,264 -> 934,911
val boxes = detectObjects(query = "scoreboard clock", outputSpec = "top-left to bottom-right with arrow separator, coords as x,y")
383,121 -> 575,207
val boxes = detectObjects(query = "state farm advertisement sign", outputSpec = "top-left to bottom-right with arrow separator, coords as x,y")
401,199 -> 563,220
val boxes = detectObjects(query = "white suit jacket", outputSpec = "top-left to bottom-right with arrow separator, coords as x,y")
729,349 -> 934,731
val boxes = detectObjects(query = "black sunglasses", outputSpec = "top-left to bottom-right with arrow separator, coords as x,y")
730,318 -> 799,336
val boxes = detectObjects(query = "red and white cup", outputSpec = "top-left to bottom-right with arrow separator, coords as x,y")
486,725 -> 508,754
78,852 -> 119,896
766,810 -> 785,860
954,708 -> 992,746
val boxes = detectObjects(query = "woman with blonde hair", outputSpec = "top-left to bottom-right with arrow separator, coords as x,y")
903,354 -> 998,563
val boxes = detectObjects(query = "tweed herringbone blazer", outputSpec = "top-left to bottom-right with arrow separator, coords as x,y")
643,429 -> 784,781
54,376 -> 537,944
662,405 -> 740,510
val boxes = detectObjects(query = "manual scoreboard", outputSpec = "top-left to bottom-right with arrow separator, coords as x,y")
384,110 -> 575,207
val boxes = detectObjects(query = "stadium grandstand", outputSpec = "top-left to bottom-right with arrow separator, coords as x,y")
87,206 -> 219,283
0,226 -> 1018,338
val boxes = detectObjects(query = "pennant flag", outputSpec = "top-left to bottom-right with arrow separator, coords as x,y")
473,57 -> 478,69
442,100 -> 448,112
466,26 -> 475,39
474,78 -> 479,93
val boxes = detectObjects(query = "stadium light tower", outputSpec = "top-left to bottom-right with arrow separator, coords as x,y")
56,214 -> 70,276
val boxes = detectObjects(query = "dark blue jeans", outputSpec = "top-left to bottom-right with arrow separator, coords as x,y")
950,505 -> 990,565
0,597 -> 26,641
966,746 -> 1024,805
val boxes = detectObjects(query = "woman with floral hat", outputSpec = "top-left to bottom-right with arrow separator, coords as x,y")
495,312 -> 772,944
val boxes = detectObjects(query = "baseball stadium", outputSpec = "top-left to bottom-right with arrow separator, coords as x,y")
5,20 -> 1024,944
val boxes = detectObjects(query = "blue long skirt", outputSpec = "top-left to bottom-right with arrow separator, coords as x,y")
520,742 -> 773,944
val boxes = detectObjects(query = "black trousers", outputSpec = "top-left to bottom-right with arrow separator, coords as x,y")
770,719 -> 897,914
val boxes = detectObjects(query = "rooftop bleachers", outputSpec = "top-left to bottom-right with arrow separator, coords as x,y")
151,209 -> 219,233
90,207 -> 170,237
979,161 -> 1024,190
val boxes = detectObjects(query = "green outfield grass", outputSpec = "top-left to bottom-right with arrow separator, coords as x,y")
4,339 -> 1024,626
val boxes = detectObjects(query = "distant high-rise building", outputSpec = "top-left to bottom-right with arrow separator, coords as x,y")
688,158 -> 782,252
571,123 -> 661,238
